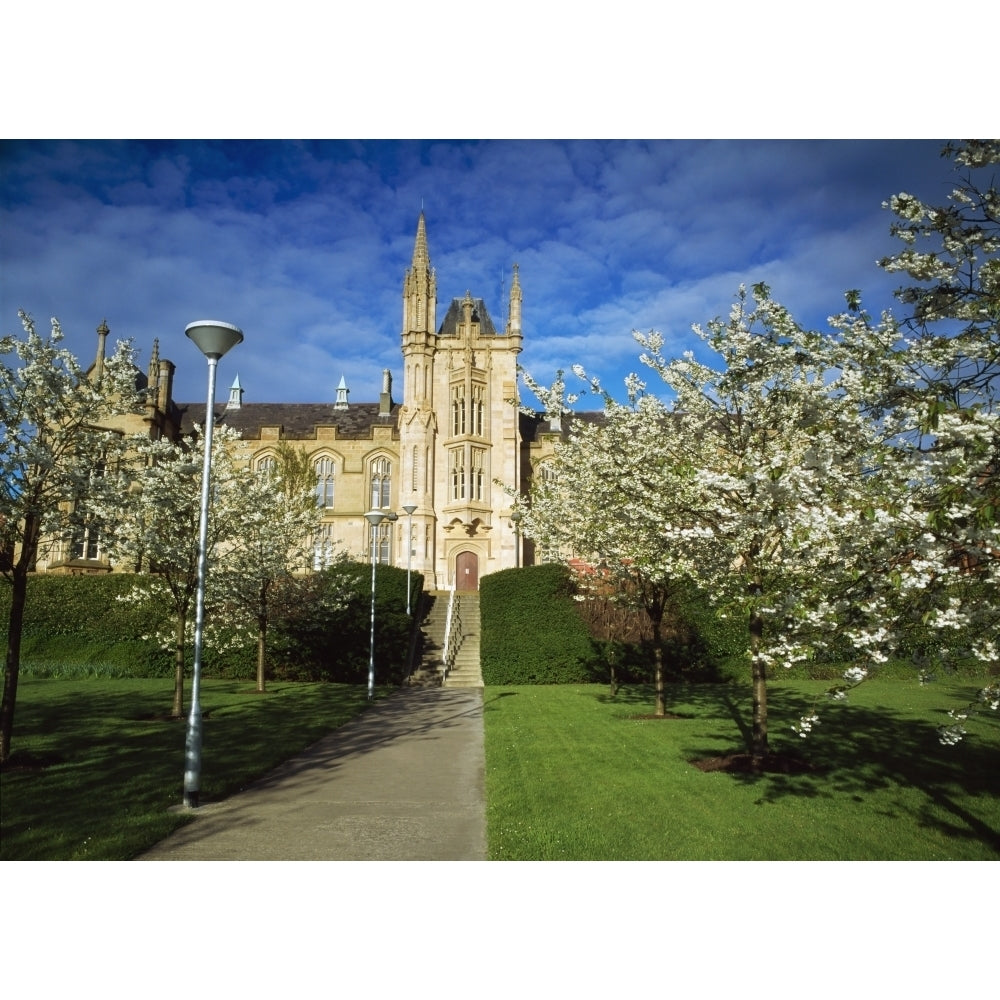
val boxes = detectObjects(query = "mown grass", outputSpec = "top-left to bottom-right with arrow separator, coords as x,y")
483,680 -> 1000,860
1,678 -> 373,860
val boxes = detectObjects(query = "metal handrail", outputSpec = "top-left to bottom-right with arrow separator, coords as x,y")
441,585 -> 462,680
403,589 -> 426,684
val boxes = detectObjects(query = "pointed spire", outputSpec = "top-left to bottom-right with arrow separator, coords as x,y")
412,210 -> 430,272
403,212 -> 436,337
334,373 -> 350,410
147,338 -> 160,389
227,372 -> 243,410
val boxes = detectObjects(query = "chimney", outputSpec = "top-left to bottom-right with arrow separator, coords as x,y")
379,368 -> 393,417
157,358 -> 175,413
94,319 -> 109,380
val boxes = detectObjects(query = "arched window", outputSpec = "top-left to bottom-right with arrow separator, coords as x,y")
451,384 -> 466,435
449,448 -> 465,500
367,521 -> 393,564
70,518 -> 101,560
472,385 -> 485,436
313,522 -> 337,569
257,455 -> 277,477
315,456 -> 336,508
370,457 -> 391,509
471,447 -> 485,501
539,460 -> 558,485
70,460 -> 106,560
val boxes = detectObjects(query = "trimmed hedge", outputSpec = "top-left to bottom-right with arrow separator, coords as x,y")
1,564 -> 422,685
480,564 -> 601,684
269,562 -> 422,684
0,574 -> 172,677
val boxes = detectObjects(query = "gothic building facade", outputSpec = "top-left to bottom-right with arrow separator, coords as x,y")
38,214 -> 566,590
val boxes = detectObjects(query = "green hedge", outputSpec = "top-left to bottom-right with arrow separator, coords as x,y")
480,564 -> 601,684
1,565 -> 422,685
269,562 -> 421,684
0,574 -> 172,677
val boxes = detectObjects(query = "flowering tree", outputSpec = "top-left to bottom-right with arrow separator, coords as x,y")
522,142 -> 999,754
525,286 -> 906,765
211,443 -> 325,693
0,312 -> 143,762
878,139 -> 999,403
521,372 -> 698,717
862,139 -> 1000,742
93,425 -> 251,717
646,287 -> 911,764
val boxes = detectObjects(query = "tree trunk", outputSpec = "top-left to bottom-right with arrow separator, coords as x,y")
256,623 -> 267,693
1,515 -> 40,763
652,612 -> 665,717
172,610 -> 186,719
256,582 -> 268,693
0,568 -> 28,764
750,607 -> 768,769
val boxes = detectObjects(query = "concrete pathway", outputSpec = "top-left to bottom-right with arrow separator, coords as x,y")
138,687 -> 486,861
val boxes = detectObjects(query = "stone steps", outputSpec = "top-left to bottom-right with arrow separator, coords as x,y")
410,590 -> 482,688
443,593 -> 482,688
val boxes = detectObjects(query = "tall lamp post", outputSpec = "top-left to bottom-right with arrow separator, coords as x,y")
183,320 -> 243,809
402,503 -> 417,614
364,509 -> 397,700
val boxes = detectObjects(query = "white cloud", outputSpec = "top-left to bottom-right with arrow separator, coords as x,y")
1,139 -> 955,407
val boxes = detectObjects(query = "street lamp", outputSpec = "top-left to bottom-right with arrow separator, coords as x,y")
364,509 -> 397,700
182,320 -> 243,809
402,503 -> 417,614
511,509 -> 523,569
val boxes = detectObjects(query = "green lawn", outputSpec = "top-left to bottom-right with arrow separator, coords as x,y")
1,678 -> 373,860
5,675 -> 998,861
483,680 -> 1000,860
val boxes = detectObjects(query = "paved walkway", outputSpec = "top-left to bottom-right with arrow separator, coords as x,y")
138,687 -> 487,861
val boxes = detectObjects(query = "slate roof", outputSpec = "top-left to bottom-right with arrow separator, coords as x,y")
519,410 -> 606,439
438,298 -> 499,337
178,401 -> 400,440
178,401 -> 601,444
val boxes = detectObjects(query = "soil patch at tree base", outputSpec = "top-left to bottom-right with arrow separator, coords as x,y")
690,752 -> 818,775
1,750 -> 65,773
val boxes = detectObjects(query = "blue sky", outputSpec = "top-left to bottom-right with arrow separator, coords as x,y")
0,139 -> 960,409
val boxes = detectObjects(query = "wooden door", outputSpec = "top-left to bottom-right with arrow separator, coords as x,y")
456,551 -> 479,591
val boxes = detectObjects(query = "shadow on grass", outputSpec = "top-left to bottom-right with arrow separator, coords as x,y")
603,681 -> 1000,853
1,680 -> 391,859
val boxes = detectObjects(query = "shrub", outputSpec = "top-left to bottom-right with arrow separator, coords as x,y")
0,565 -> 422,686
269,561 -> 421,684
480,564 -> 600,684
0,574 -> 172,677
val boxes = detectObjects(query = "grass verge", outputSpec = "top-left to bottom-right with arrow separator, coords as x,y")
1,678 -> 373,860
483,680 -> 1000,860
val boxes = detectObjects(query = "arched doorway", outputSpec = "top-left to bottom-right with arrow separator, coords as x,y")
456,551 -> 479,591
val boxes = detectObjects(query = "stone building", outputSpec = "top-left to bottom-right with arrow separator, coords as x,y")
39,214 -> 569,591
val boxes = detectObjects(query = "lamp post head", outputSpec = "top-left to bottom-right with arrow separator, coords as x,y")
402,504 -> 417,516
185,321 -> 244,359
364,510 -> 386,527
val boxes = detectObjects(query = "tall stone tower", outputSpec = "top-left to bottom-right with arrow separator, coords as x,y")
399,213 -> 523,590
